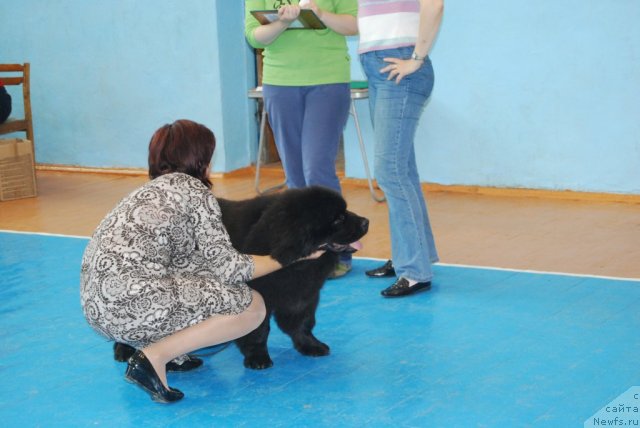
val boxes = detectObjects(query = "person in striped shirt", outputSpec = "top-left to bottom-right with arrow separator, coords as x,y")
358,0 -> 445,297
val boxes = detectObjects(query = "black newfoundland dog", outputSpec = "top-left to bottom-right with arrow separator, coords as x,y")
114,186 -> 368,370
219,186 -> 369,369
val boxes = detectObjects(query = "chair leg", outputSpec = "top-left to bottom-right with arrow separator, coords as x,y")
254,108 -> 286,195
27,126 -> 34,149
350,99 -> 385,202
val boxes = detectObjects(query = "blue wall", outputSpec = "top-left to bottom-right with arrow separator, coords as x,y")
0,0 -> 255,172
345,0 -> 640,195
1,1 -> 638,194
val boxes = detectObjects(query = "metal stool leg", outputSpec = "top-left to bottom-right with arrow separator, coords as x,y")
350,99 -> 385,202
255,105 -> 286,194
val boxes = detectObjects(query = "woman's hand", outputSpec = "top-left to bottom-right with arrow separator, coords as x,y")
299,0 -> 323,19
300,0 -> 357,35
278,5 -> 301,24
380,57 -> 423,84
252,5 -> 301,45
300,249 -> 326,261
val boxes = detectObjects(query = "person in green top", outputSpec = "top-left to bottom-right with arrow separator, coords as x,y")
245,0 -> 358,278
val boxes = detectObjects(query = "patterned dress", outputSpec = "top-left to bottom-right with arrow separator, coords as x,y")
80,172 -> 255,350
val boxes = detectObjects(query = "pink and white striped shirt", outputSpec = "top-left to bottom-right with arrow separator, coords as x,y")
357,0 -> 420,54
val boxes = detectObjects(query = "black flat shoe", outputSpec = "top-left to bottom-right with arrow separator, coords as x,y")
115,342 -> 203,372
381,277 -> 431,297
125,350 -> 184,403
365,260 -> 396,278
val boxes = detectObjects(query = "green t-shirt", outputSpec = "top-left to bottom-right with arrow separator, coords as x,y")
245,0 -> 358,86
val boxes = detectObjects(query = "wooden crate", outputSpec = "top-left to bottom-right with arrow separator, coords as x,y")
0,138 -> 37,201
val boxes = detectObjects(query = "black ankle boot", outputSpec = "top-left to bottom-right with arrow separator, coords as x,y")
125,350 -> 184,403
166,355 -> 203,372
115,342 -> 203,372
114,342 -> 136,362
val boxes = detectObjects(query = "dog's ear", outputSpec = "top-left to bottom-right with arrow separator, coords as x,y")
269,224 -> 316,266
265,209 -> 316,266
249,192 -> 316,266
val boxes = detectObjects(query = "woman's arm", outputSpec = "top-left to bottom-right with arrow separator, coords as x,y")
381,0 -> 444,84
252,5 -> 301,45
250,255 -> 283,278
250,250 -> 324,279
413,0 -> 445,59
302,0 -> 357,36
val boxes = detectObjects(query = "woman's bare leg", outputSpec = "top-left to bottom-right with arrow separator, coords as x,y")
141,290 -> 266,388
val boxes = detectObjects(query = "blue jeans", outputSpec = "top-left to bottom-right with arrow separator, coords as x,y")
263,83 -> 350,193
360,47 -> 439,282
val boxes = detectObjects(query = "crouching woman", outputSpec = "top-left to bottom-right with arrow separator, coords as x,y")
80,119 -> 319,403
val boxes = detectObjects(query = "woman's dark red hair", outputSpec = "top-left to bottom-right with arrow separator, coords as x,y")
148,119 -> 216,188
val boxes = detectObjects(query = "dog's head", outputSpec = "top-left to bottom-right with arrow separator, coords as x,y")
255,186 -> 369,266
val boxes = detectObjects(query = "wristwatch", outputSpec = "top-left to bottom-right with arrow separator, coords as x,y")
411,52 -> 426,61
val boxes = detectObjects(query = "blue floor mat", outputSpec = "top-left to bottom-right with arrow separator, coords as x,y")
1,231 -> 638,427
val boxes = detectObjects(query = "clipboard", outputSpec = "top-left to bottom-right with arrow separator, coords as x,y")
251,9 -> 326,30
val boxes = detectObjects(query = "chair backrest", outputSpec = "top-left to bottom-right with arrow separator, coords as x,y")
0,63 -> 34,145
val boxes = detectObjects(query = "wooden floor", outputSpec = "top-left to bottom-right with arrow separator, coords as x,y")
1,169 -> 639,279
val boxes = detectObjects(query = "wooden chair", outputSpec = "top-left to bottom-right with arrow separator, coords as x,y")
0,63 -> 34,145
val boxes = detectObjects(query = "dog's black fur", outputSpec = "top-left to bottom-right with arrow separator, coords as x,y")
218,186 -> 369,369
114,186 -> 368,370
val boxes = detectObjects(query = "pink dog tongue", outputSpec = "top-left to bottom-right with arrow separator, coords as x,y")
349,241 -> 363,252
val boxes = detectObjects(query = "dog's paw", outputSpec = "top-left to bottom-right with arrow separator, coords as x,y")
296,341 -> 330,357
243,354 -> 274,370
